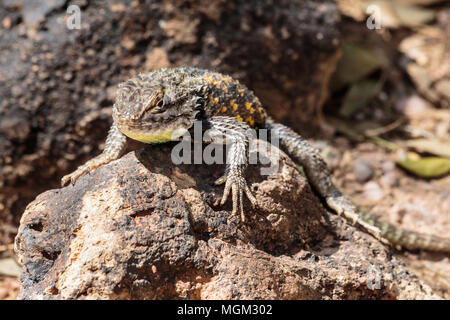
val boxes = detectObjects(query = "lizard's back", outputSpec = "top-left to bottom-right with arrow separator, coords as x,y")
145,67 -> 268,129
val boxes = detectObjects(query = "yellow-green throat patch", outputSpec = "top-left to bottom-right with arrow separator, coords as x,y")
120,127 -> 188,144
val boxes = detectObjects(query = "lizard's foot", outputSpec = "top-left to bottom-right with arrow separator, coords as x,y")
215,171 -> 256,221
61,154 -> 112,186
61,169 -> 85,187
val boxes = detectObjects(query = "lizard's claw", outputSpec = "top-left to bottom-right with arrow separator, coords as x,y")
61,154 -> 111,187
61,174 -> 72,187
215,172 -> 256,221
61,167 -> 88,187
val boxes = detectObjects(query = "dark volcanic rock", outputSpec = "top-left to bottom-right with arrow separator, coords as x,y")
0,0 -> 341,239
15,142 -> 440,299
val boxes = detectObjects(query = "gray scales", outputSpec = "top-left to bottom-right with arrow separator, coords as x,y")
61,67 -> 450,252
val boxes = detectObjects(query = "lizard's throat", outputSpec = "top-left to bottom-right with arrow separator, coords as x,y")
117,123 -> 190,144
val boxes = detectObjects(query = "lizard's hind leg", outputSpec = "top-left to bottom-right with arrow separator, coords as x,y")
61,123 -> 127,186
204,116 -> 256,221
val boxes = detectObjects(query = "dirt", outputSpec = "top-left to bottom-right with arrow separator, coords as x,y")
0,276 -> 19,300
330,137 -> 450,298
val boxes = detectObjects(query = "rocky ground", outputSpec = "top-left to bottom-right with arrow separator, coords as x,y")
14,143 -> 440,299
1,0 -> 449,299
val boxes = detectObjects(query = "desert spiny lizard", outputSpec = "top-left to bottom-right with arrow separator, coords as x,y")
61,66 -> 450,252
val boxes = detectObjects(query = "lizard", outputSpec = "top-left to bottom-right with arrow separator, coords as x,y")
61,66 -> 450,252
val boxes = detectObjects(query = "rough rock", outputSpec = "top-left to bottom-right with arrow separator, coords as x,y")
0,0 -> 341,240
15,142 -> 440,299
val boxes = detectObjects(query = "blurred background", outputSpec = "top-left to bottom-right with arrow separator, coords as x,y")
0,0 -> 449,299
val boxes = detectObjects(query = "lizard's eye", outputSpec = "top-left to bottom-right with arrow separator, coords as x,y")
150,98 -> 164,114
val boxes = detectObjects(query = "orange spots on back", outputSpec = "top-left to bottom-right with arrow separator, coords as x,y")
245,102 -> 255,113
245,116 -> 255,126
230,100 -> 238,111
197,70 -> 266,129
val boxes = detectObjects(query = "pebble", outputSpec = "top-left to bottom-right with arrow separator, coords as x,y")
380,172 -> 399,187
396,95 -> 432,116
2,17 -> 12,29
363,182 -> 384,203
0,287 -> 8,300
381,161 -> 395,173
380,161 -> 398,187
353,159 -> 374,183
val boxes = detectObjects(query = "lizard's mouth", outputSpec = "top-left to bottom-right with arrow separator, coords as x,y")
118,125 -> 188,144
113,102 -> 201,144
115,117 -> 194,144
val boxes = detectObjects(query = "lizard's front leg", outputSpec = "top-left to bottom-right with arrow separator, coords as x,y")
204,116 -> 256,221
61,123 -> 127,186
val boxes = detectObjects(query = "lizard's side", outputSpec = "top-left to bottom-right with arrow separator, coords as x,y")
61,67 -> 450,252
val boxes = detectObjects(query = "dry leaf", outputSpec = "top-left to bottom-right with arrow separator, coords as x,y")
337,0 -> 436,28
405,139 -> 450,158
331,42 -> 385,91
399,24 -> 450,107
396,156 -> 450,178
340,80 -> 380,117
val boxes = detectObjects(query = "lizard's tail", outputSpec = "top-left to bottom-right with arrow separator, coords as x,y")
326,192 -> 450,252
266,119 -> 450,252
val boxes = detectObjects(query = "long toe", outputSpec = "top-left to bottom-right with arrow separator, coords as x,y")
231,183 -> 238,215
215,175 -> 227,185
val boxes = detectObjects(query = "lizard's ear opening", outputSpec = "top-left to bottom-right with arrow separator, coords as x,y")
193,108 -> 205,121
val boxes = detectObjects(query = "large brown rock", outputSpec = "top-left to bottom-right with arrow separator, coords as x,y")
0,0 -> 341,239
14,142 -> 440,299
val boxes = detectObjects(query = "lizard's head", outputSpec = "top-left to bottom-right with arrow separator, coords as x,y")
112,71 -> 201,144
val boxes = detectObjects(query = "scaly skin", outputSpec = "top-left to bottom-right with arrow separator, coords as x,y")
62,67 -> 450,252
266,120 -> 450,252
